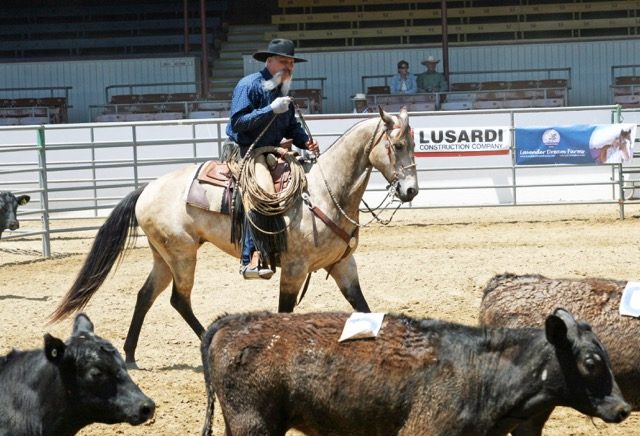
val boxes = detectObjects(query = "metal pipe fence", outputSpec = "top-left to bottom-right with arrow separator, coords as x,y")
1,107 -> 639,257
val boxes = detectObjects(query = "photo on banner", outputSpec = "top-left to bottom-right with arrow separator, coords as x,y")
515,124 -> 636,165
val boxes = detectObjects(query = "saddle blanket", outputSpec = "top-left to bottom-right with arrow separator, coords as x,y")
184,161 -> 233,214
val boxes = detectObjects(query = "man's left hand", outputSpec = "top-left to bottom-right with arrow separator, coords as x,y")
306,139 -> 320,156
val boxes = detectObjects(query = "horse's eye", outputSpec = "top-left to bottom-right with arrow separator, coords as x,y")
393,142 -> 403,151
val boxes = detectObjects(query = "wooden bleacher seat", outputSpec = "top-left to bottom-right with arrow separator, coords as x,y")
612,76 -> 640,107
289,88 -> 323,113
532,98 -> 564,107
270,1 -> 638,48
366,86 -> 390,95
409,102 -> 436,112
441,101 -> 472,111
614,76 -> 640,86
480,81 -> 509,90
473,100 -> 502,110
444,76 -> 568,110
502,99 -> 535,109
0,96 -> 68,123
509,80 -> 538,90
105,92 -> 199,118
450,82 -> 480,92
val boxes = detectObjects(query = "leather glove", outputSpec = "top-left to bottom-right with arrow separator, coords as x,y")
270,96 -> 292,114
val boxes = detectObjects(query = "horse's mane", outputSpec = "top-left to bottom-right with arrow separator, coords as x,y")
320,116 -> 379,155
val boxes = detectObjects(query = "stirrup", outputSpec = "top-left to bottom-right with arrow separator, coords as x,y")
240,264 -> 273,280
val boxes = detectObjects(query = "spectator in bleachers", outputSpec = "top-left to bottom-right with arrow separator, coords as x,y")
390,60 -> 417,94
351,93 -> 370,113
226,38 -> 319,280
417,56 -> 448,93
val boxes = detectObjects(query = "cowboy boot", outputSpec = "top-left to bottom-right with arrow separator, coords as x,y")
240,251 -> 274,280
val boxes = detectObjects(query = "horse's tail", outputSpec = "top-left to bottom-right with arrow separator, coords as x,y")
49,186 -> 146,322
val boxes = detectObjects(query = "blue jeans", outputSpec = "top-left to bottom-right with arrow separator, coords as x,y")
241,226 -> 255,265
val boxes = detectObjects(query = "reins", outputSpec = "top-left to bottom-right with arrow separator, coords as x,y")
314,119 -> 406,229
297,117 -> 410,306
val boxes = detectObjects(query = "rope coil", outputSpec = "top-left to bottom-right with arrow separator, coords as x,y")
231,147 -> 308,235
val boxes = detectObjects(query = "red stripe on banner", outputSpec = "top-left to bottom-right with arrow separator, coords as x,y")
415,149 -> 510,158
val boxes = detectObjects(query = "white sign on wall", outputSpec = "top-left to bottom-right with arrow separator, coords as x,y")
414,126 -> 512,157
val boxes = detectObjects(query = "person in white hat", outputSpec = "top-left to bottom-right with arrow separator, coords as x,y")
351,93 -> 370,113
417,55 -> 448,93
226,38 -> 320,280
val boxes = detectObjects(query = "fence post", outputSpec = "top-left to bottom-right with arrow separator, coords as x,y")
36,126 -> 51,257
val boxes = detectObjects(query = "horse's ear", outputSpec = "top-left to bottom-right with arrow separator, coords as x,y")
398,107 -> 409,136
378,105 -> 395,130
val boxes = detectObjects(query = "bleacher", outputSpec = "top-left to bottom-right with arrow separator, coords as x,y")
361,68 -> 570,112
0,1 -> 227,59
91,82 -> 236,122
289,77 -> 327,114
269,0 -> 640,49
0,87 -> 71,125
611,65 -> 640,109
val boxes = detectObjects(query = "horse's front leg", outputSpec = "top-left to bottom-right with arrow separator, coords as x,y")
277,266 -> 308,312
326,255 -> 371,313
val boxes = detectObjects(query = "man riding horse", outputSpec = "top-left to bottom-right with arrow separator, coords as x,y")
226,39 -> 319,280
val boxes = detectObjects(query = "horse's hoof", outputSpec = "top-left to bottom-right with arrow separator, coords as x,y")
126,361 -> 140,370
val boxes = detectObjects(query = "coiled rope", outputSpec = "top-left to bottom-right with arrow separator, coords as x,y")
237,147 -> 307,219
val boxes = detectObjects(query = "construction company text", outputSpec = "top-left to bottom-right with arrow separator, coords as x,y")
414,127 -> 511,157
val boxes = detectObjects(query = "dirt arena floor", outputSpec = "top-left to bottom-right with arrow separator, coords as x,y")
2,203 -> 640,435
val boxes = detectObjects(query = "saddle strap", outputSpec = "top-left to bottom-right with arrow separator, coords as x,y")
308,205 -> 351,246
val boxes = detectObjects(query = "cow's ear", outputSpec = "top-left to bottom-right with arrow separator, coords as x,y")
17,195 -> 30,205
72,313 -> 95,338
44,334 -> 66,364
545,308 -> 575,346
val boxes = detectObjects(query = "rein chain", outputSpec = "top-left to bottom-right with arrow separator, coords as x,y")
315,119 -> 405,228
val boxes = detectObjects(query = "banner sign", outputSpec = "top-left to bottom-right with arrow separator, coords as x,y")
515,124 -> 636,165
414,127 -> 511,157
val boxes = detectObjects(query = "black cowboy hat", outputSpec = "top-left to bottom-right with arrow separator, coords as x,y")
253,39 -> 307,63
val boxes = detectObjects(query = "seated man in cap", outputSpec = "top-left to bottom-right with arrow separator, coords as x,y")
351,93 -> 370,113
416,55 -> 448,93
390,60 -> 417,94
226,38 -> 319,280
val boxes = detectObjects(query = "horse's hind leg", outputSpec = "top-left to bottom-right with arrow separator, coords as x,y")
168,248 -> 205,338
124,245 -> 173,366
327,256 -> 371,313
171,256 -> 204,337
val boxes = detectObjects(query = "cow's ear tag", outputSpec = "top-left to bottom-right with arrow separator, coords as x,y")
44,334 -> 66,364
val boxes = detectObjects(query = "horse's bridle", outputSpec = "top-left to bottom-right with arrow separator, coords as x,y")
313,118 -> 415,229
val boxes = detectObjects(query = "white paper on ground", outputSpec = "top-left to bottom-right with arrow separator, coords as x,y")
619,281 -> 640,317
338,312 -> 386,342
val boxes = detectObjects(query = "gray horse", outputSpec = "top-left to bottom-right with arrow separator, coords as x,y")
51,107 -> 419,366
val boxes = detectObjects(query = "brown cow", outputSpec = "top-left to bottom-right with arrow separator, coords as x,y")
480,272 -> 640,435
201,310 -> 629,436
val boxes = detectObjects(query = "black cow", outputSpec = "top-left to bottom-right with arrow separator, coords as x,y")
200,309 -> 630,436
0,313 -> 155,435
0,191 -> 30,238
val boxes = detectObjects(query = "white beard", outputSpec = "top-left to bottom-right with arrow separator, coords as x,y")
263,71 -> 292,96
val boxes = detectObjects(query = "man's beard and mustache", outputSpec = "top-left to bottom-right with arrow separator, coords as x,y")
263,70 -> 292,96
